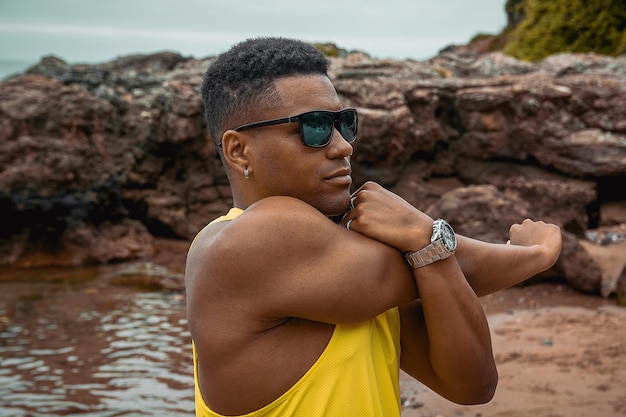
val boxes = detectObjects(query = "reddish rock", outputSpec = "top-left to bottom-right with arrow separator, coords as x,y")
1,50 -> 625,298
557,232 -> 604,294
424,185 -> 531,243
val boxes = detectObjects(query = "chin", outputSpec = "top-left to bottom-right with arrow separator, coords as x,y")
322,199 -> 351,218
305,189 -> 351,217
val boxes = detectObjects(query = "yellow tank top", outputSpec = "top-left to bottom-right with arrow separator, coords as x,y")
192,208 -> 402,417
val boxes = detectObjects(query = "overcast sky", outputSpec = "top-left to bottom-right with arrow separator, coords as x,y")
0,0 -> 507,74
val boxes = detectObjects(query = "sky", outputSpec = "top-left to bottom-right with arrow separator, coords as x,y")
0,0 -> 508,78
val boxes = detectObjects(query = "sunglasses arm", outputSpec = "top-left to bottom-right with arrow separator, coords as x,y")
234,117 -> 294,132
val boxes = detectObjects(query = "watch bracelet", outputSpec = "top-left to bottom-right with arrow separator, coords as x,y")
404,240 -> 450,268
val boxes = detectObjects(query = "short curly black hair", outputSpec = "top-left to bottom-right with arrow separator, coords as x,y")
201,37 -> 330,145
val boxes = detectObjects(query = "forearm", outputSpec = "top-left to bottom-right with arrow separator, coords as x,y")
345,183 -> 562,299
406,257 -> 497,404
455,235 -> 552,297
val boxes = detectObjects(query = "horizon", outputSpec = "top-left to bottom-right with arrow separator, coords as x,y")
0,0 -> 508,79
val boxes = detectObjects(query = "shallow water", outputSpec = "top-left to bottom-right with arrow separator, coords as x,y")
0,272 -> 194,417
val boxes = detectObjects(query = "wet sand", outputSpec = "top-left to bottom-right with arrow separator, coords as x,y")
400,284 -> 626,417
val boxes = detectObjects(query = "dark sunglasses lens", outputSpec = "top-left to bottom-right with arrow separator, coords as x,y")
339,110 -> 357,143
301,112 -> 334,147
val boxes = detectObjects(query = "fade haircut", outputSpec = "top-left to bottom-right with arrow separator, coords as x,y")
201,37 -> 330,145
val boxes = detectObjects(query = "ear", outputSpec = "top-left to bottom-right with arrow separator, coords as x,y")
220,130 -> 249,176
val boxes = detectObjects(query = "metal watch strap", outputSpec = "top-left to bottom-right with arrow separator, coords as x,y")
404,240 -> 451,268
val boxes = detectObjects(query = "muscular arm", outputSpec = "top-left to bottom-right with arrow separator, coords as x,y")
343,182 -> 499,404
395,225 -> 561,403
455,221 -> 562,297
344,183 -> 562,298
399,260 -> 497,404
187,195 -> 417,328
341,182 -> 562,404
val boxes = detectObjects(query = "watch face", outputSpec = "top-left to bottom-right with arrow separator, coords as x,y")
434,219 -> 457,253
441,222 -> 457,252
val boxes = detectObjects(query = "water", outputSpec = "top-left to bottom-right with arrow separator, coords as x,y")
0,275 -> 194,417
0,60 -> 34,80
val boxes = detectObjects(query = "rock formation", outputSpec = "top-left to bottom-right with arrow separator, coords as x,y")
0,49 -> 624,299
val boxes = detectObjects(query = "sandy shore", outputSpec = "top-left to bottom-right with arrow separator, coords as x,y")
399,284 -> 626,417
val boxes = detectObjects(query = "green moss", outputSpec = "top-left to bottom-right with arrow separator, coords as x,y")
617,29 -> 626,54
313,42 -> 342,57
502,0 -> 626,61
505,0 -> 526,27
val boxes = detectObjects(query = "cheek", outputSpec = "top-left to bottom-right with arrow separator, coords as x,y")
255,150 -> 309,186
252,139 -> 324,189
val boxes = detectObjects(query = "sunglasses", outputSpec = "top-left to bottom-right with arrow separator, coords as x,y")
230,108 -> 358,148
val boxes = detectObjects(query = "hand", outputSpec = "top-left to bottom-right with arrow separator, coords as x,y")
342,181 -> 433,252
508,219 -> 562,271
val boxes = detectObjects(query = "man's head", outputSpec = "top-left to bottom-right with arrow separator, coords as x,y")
201,37 -> 330,146
201,37 -> 355,216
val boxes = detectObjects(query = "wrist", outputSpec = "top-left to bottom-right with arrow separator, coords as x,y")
531,244 -> 556,272
404,219 -> 457,269
402,222 -> 434,253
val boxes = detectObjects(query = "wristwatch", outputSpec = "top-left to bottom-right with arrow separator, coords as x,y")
404,219 -> 457,268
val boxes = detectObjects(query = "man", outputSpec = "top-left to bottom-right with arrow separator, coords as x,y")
185,37 -> 562,416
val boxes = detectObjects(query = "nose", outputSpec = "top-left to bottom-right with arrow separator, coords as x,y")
328,126 -> 354,158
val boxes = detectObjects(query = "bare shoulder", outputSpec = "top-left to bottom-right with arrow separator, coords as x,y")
185,196 -> 339,301
187,196 -> 334,269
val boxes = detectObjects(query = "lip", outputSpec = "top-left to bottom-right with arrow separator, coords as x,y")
324,168 -> 352,185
